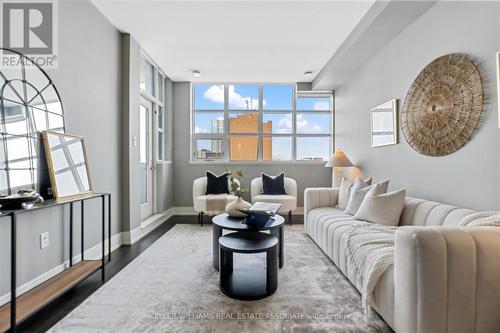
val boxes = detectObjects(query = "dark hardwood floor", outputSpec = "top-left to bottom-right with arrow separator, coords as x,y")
17,219 -> 179,333
17,214 -> 300,332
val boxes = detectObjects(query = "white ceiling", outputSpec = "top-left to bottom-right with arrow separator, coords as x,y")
92,0 -> 374,83
313,1 -> 436,90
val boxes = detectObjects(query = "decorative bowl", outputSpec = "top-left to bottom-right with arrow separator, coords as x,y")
0,193 -> 40,210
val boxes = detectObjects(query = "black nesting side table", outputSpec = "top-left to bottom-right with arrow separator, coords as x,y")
219,232 -> 278,300
212,213 -> 285,271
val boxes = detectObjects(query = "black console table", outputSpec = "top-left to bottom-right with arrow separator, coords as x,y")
0,193 -> 111,333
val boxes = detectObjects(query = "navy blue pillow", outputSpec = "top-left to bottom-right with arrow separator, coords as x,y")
262,173 -> 286,195
205,172 -> 229,195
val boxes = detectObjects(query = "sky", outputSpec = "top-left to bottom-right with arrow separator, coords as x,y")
193,84 -> 331,160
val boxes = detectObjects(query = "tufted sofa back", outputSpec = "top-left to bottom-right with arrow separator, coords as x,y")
400,198 -> 476,227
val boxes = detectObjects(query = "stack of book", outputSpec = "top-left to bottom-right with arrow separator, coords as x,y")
238,202 -> 282,227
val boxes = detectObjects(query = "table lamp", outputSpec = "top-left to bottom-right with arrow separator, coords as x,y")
325,149 -> 354,187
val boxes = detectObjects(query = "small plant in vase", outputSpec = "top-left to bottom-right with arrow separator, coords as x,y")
224,167 -> 252,217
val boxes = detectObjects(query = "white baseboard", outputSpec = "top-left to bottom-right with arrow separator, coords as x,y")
0,232 -> 122,307
83,231 -> 123,261
122,207 -> 175,245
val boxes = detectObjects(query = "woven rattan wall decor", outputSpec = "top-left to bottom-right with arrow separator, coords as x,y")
401,53 -> 483,156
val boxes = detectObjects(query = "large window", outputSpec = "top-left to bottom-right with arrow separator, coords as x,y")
192,84 -> 333,162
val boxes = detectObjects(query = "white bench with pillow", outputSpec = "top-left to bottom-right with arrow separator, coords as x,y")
193,172 -> 239,226
250,173 -> 297,225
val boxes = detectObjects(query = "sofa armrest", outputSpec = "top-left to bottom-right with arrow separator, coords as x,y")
394,226 -> 500,333
303,187 -> 339,227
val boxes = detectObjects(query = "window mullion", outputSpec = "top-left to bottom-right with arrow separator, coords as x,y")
292,84 -> 297,162
331,91 -> 335,153
191,84 -> 194,160
224,85 -> 229,162
258,84 -> 263,162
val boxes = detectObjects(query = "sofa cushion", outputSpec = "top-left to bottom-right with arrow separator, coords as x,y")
308,208 -> 396,294
261,173 -> 287,195
345,179 -> 390,216
355,186 -> 405,226
306,207 -> 356,263
251,194 -> 296,212
332,220 -> 358,273
344,177 -> 372,214
205,172 -> 229,195
338,178 -> 354,209
338,177 -> 372,209
306,207 -> 353,240
306,205 -> 398,329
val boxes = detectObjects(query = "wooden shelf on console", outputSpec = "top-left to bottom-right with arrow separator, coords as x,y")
0,260 -> 102,332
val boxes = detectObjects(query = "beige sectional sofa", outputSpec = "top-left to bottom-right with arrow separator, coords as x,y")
304,187 -> 500,333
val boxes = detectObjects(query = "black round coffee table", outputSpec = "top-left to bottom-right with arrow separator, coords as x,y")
219,232 -> 278,300
212,213 -> 285,271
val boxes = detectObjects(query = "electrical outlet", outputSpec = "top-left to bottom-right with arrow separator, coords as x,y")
40,232 -> 49,249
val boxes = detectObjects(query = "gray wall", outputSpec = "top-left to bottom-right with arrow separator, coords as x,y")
122,36 -> 174,226
335,1 -> 500,211
121,33 -> 142,231
157,162 -> 174,212
0,0 -> 123,296
157,78 -> 175,212
172,82 -> 332,208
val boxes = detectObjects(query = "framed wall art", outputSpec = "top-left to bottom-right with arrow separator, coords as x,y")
42,131 -> 93,201
370,99 -> 398,147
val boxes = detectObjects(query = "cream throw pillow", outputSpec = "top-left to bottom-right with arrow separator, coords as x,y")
344,179 -> 389,215
337,177 -> 372,209
354,184 -> 406,226
337,178 -> 353,209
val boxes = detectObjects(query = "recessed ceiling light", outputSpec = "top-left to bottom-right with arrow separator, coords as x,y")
304,71 -> 313,76
192,70 -> 201,77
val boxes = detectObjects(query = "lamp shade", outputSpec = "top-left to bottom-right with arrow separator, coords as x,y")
325,150 -> 354,168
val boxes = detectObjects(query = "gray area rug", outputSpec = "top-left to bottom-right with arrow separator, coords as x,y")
49,225 -> 390,333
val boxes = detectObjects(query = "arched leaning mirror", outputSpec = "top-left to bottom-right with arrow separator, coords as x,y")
0,48 -> 65,196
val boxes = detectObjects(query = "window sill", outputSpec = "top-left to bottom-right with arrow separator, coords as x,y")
189,160 -> 327,166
